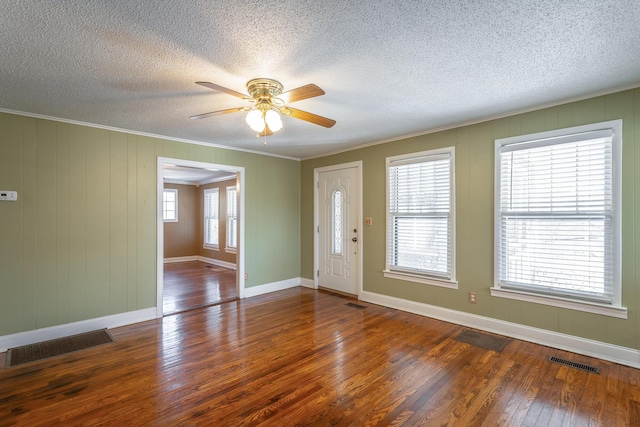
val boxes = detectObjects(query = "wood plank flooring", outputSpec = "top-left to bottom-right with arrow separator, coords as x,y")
163,261 -> 237,314
1,287 -> 638,426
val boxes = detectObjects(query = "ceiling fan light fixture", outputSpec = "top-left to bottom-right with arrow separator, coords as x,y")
246,109 -> 265,132
246,108 -> 283,134
265,109 -> 283,132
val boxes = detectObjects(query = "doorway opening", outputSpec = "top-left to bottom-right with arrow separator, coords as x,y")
156,158 -> 245,317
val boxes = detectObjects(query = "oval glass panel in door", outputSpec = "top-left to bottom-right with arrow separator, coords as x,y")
333,190 -> 343,254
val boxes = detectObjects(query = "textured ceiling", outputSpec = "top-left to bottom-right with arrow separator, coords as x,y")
163,165 -> 235,184
1,1 -> 639,160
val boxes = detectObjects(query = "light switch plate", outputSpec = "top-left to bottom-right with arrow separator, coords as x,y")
0,191 -> 18,201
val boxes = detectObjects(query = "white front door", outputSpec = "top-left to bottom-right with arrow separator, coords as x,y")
317,164 -> 360,295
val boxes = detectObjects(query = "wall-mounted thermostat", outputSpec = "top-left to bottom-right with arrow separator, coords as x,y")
0,191 -> 18,201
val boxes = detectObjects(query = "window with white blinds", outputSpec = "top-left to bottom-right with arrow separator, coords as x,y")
226,186 -> 238,251
385,147 -> 455,285
494,121 -> 622,310
204,188 -> 219,248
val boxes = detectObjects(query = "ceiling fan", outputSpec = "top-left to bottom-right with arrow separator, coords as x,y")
190,78 -> 336,137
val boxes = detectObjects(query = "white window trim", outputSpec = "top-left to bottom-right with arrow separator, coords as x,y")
203,188 -> 219,250
382,270 -> 458,289
492,119 -> 626,318
490,287 -> 627,319
384,146 -> 457,289
163,189 -> 178,223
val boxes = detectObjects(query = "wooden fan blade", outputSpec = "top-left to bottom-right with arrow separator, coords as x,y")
284,107 -> 336,128
190,107 -> 248,120
195,81 -> 248,99
279,84 -> 325,103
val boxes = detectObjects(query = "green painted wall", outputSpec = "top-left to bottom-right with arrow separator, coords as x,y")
0,112 -> 300,336
301,88 -> 640,350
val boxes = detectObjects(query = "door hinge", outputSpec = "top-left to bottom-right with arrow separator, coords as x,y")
317,270 -> 320,277
317,225 -> 319,233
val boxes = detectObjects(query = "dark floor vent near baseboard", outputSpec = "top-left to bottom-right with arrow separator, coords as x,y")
6,329 -> 114,368
346,302 -> 367,310
454,329 -> 510,352
548,356 -> 600,374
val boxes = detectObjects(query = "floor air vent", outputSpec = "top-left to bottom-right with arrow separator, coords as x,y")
6,329 -> 114,368
345,302 -> 367,310
454,329 -> 510,352
548,356 -> 600,374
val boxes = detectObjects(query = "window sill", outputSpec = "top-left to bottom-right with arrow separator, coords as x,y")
490,286 -> 627,319
203,244 -> 219,251
383,270 -> 458,289
225,247 -> 237,254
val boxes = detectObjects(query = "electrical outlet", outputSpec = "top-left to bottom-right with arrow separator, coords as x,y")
469,292 -> 477,303
0,191 -> 18,201
244,272 -> 248,281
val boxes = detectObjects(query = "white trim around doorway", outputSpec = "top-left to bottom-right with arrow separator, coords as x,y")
313,161 -> 363,298
156,157 -> 245,317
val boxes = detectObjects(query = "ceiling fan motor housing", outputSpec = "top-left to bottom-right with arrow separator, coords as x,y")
246,78 -> 284,100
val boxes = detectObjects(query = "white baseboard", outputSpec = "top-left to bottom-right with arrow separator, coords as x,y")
197,256 -> 237,270
244,277 -> 302,298
360,290 -> 640,369
0,308 -> 157,352
163,256 -> 237,270
300,278 -> 315,289
163,256 -> 198,263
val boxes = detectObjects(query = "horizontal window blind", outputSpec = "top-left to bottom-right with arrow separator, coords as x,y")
227,186 -> 237,249
387,151 -> 453,279
204,188 -> 219,246
497,133 -> 614,303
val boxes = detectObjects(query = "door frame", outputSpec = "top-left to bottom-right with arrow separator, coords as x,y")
156,157 -> 245,317
314,161 -> 363,298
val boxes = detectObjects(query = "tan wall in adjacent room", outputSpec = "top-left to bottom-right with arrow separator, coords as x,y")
163,183 -> 199,258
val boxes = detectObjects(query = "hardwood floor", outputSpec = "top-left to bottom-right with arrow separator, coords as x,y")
163,261 -> 237,314
1,287 -> 639,426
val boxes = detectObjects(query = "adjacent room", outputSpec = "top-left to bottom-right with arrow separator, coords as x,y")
1,1 -> 640,425
161,164 -> 239,314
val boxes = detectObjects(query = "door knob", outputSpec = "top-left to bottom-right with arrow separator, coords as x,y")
352,237 -> 358,242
